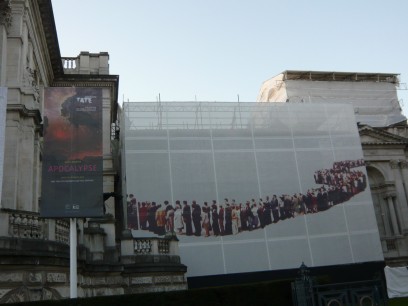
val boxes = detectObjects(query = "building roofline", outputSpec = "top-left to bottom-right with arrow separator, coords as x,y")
38,0 -> 64,77
277,70 -> 400,84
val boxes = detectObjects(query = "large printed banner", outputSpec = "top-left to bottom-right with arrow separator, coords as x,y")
0,88 -> 7,204
124,102 -> 384,277
41,87 -> 103,218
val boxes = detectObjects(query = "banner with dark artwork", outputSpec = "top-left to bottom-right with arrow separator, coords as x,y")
41,87 -> 103,218
123,102 -> 384,278
0,88 -> 7,203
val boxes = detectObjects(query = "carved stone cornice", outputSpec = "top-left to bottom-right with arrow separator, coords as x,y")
0,0 -> 12,32
359,125 -> 408,145
6,104 -> 42,126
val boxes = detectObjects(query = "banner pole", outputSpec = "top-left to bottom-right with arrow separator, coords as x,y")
70,218 -> 78,298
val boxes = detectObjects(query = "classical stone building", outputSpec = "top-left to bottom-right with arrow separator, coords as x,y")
0,0 -> 186,303
257,70 -> 408,268
1,0 -> 408,303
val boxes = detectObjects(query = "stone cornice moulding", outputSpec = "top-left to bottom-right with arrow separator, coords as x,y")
6,104 -> 42,126
359,125 -> 408,144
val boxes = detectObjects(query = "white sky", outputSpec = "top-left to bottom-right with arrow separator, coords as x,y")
52,0 -> 408,115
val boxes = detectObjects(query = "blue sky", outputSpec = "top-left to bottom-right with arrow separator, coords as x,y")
52,0 -> 408,114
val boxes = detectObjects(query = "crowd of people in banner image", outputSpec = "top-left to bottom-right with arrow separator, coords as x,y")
127,159 -> 367,237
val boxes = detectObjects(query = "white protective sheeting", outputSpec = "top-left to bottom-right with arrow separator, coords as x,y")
0,88 -> 7,204
123,102 -> 384,278
257,74 -> 406,127
384,266 -> 408,298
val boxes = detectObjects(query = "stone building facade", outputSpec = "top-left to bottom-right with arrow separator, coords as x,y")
0,0 -> 186,303
1,0 -> 408,303
257,70 -> 408,268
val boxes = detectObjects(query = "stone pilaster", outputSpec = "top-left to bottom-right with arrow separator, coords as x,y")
384,194 -> 400,236
379,196 -> 392,237
389,160 -> 408,232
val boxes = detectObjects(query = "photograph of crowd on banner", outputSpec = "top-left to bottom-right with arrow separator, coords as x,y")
41,87 -> 103,218
123,102 -> 383,277
127,159 -> 367,237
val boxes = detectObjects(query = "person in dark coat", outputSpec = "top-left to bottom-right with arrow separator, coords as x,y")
192,200 -> 202,236
218,203 -> 225,236
263,197 -> 272,225
225,203 -> 233,235
271,195 -> 280,223
147,202 -> 158,233
211,204 -> 220,236
182,200 -> 193,236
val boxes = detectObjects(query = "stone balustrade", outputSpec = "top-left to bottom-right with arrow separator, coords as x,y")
120,231 -> 182,265
62,57 -> 78,73
133,237 -> 172,255
1,209 -> 69,244
62,52 -> 109,75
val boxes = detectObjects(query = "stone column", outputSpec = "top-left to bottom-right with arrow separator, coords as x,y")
385,194 -> 400,236
16,117 -> 35,211
389,160 -> 408,232
399,160 -> 408,203
379,195 -> 392,237
2,111 -> 20,209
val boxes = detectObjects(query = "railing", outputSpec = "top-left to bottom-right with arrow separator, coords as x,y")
133,237 -> 172,255
4,209 -> 70,244
9,211 -> 47,239
55,219 -> 70,244
291,264 -> 388,306
61,57 -> 78,73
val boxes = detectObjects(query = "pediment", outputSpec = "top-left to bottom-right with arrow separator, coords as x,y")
359,125 -> 408,145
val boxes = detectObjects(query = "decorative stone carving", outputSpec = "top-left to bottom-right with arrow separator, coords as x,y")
0,0 -> 12,32
154,276 -> 171,284
0,272 -> 23,282
46,273 -> 66,283
0,287 -> 62,303
389,160 -> 400,169
0,289 -> 10,299
131,276 -> 153,285
23,67 -> 40,103
400,160 -> 408,169
383,193 -> 396,200
28,272 -> 42,283
172,275 -> 185,283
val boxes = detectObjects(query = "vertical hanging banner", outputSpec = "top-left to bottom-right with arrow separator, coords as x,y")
41,87 -> 103,217
0,87 -> 7,204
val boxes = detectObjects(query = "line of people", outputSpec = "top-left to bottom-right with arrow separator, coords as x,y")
127,159 -> 367,237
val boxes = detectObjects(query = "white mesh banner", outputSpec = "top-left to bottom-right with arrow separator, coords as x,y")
0,87 -> 7,204
123,102 -> 383,277
384,266 -> 408,298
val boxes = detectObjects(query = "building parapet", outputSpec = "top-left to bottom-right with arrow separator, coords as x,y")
0,209 -> 69,244
62,52 -> 109,75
